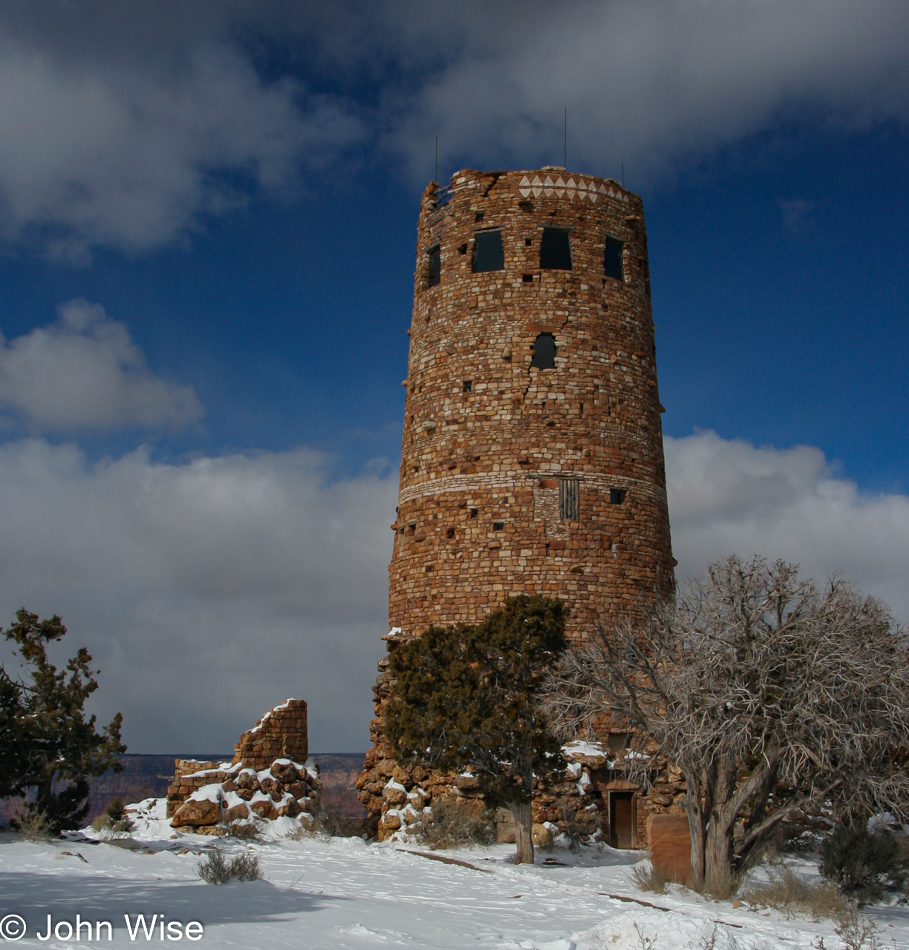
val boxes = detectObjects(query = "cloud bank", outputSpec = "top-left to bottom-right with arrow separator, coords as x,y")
0,5 -> 363,256
0,429 -> 904,753
1,1 -> 907,253
385,0 -> 909,180
665,431 -> 909,621
0,439 -> 396,753
0,301 -> 203,432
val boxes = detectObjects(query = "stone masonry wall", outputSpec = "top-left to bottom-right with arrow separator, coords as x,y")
232,698 -> 308,772
359,167 -> 676,841
165,699 -> 318,832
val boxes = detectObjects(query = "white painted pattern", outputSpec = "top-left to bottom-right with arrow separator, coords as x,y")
517,172 -> 626,202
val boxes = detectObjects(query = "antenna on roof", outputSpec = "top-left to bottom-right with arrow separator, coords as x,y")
564,107 -> 567,169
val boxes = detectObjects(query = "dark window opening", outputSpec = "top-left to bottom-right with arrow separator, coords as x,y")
559,479 -> 579,520
427,245 -> 441,287
493,521 -> 505,531
607,732 -> 631,753
603,237 -> 624,281
524,238 -> 532,247
530,333 -> 557,370
425,564 -> 433,571
469,507 -> 478,519
522,274 -> 534,283
446,527 -> 455,539
474,211 -> 485,222
463,380 -> 472,393
473,230 -> 504,272
610,488 -> 627,505
458,243 -> 467,255
540,229 -> 572,270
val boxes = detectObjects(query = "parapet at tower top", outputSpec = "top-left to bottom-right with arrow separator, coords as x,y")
430,165 -> 637,207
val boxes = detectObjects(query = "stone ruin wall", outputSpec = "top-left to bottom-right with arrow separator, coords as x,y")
232,698 -> 308,772
358,167 -> 680,843
166,699 -> 320,833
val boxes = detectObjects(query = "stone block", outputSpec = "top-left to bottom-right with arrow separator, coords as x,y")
172,799 -> 221,828
647,814 -> 691,885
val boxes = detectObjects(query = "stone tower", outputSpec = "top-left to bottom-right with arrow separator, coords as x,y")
358,167 -> 674,836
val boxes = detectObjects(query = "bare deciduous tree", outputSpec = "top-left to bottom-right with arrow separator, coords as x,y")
541,555 -> 909,894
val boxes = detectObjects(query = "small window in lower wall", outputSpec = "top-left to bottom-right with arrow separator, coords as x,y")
530,332 -> 557,369
610,488 -> 627,505
559,479 -> 579,520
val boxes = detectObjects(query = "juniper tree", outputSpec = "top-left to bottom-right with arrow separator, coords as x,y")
0,609 -> 126,833
542,556 -> 909,894
385,595 -> 567,864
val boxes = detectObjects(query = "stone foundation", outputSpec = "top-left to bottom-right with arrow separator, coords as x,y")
357,737 -> 689,846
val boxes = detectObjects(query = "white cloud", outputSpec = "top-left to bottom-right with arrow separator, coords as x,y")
665,431 -> 909,623
386,0 -> 909,181
0,8 -> 363,255
0,430 -> 904,754
0,439 -> 396,753
0,300 -> 203,432
2,2 -> 908,252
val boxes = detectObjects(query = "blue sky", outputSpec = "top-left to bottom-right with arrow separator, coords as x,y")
0,1 -> 907,754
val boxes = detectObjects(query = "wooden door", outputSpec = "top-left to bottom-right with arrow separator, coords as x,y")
609,791 -> 636,849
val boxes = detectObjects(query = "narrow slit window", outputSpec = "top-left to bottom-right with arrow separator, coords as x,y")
603,237 -> 625,281
540,229 -> 572,270
463,380 -> 472,393
427,245 -> 441,287
559,479 -> 580,520
493,521 -> 505,531
473,230 -> 504,272
610,488 -> 627,505
530,332 -> 557,370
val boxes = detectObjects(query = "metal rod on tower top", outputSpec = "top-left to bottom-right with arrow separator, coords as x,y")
435,137 -> 438,184
564,108 -> 567,168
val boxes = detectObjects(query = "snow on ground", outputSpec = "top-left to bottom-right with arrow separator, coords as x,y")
0,801 -> 906,950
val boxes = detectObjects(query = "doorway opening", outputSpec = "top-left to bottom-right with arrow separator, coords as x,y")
608,791 -> 637,849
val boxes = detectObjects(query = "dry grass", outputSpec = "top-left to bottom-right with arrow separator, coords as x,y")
197,849 -> 261,884
417,796 -> 495,850
742,866 -> 849,920
631,862 -> 671,895
9,805 -> 55,841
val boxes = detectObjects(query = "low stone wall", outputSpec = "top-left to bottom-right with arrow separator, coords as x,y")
166,757 -> 321,833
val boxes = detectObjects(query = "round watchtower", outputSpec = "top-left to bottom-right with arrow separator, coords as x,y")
390,167 -> 673,638
358,167 -> 675,834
